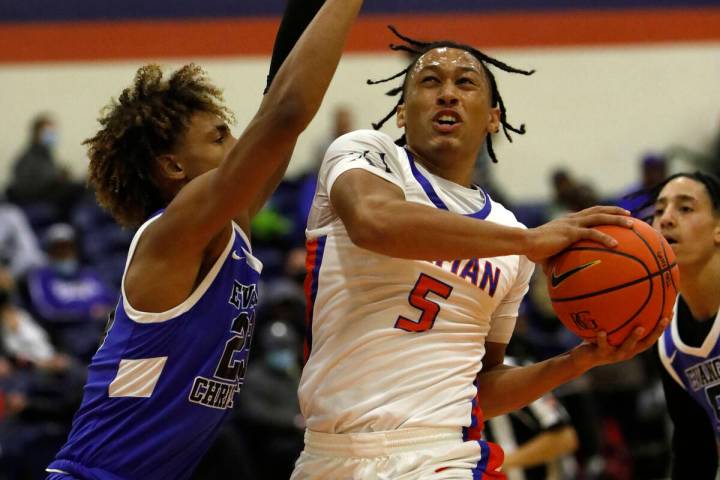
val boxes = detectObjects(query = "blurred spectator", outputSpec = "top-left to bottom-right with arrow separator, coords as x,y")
483,357 -> 579,480
0,201 -> 45,278
312,105 -> 356,173
0,266 -> 85,479
6,113 -> 84,218
299,105 -> 357,231
25,223 -> 113,361
0,267 -> 71,374
235,318 -> 304,479
616,153 -> 668,218
546,168 -> 599,219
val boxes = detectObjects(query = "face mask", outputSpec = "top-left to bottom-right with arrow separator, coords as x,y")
52,259 -> 79,276
266,349 -> 297,373
39,128 -> 59,149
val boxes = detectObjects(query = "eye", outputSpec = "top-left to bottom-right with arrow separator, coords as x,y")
653,208 -> 664,218
680,206 -> 693,213
457,77 -> 476,85
421,75 -> 440,84
214,133 -> 226,144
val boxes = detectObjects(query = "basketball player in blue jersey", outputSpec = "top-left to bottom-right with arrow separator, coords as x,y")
293,30 -> 669,479
652,172 -> 720,479
45,1 -> 365,478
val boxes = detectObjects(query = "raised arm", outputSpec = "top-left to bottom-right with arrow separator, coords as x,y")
125,0 -> 363,312
166,0 -> 363,244
249,0 -> 327,218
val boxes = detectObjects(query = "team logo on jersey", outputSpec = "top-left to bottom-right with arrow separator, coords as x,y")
685,356 -> 720,392
550,260 -> 601,288
355,150 -> 392,173
228,281 -> 258,310
430,258 -> 502,297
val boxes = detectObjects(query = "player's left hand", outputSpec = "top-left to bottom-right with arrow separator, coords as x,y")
571,317 -> 670,369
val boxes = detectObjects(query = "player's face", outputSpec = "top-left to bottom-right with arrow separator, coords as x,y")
397,48 -> 500,160
652,176 -> 720,267
169,111 -> 237,181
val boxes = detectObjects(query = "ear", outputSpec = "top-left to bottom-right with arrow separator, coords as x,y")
396,104 -> 406,129
714,220 -> 720,245
487,107 -> 500,135
154,154 -> 186,181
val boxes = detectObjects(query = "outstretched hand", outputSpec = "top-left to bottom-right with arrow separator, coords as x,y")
525,206 -> 634,264
571,317 -> 670,371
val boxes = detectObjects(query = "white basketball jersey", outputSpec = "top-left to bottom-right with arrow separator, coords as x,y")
300,130 -> 535,435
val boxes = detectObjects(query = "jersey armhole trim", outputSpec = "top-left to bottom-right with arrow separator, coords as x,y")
658,330 -> 687,389
671,297 -> 720,357
121,216 -> 235,324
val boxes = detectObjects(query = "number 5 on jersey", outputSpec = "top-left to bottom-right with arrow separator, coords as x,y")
395,273 -> 453,333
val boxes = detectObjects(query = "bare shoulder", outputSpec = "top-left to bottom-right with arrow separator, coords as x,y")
124,216 -> 232,313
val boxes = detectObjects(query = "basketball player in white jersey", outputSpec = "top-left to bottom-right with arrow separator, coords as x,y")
292,33 -> 668,479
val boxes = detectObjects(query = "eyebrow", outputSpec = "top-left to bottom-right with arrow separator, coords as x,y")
210,124 -> 230,137
417,64 -> 482,75
655,194 -> 697,205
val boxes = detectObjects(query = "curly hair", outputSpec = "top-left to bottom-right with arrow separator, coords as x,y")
85,64 -> 233,228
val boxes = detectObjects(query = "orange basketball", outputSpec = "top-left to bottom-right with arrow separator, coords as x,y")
546,220 -> 680,346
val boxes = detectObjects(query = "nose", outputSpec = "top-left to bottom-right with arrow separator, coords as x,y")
657,207 -> 676,229
436,81 -> 459,107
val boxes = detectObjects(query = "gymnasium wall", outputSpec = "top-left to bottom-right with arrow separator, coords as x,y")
1,1 -> 720,201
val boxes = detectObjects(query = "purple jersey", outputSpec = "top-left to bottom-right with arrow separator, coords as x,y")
48,215 -> 262,479
659,303 -> 720,440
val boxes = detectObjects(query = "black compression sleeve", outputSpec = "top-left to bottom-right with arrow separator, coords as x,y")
265,0 -> 327,94
660,357 -> 718,479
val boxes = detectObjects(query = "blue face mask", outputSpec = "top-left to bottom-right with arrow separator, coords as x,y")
52,259 -> 79,276
39,128 -> 59,149
266,349 -> 297,373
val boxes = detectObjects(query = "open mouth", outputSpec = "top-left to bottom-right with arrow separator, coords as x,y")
432,111 -> 462,132
663,235 -> 678,245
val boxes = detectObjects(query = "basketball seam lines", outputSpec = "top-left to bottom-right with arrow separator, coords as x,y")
632,226 -> 665,336
549,263 -> 677,303
603,227 -> 662,335
552,226 -> 678,339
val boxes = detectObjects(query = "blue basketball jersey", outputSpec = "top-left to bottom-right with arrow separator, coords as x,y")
48,215 -> 262,480
659,300 -> 720,439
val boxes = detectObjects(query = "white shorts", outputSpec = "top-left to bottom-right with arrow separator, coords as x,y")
290,427 -> 506,480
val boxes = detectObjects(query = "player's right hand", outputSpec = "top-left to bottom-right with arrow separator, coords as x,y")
525,206 -> 633,264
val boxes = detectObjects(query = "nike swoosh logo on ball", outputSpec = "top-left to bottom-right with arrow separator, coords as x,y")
551,260 -> 602,288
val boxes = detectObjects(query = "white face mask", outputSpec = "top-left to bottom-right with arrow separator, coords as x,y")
52,259 -> 79,276
39,128 -> 59,149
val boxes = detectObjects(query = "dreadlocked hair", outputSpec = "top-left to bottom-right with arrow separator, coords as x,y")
368,26 -> 534,163
85,63 -> 233,228
634,171 -> 720,222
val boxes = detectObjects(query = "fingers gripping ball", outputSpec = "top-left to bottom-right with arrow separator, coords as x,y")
546,221 -> 679,346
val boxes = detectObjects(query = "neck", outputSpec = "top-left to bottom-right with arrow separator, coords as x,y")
680,255 -> 720,320
407,146 -> 477,187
